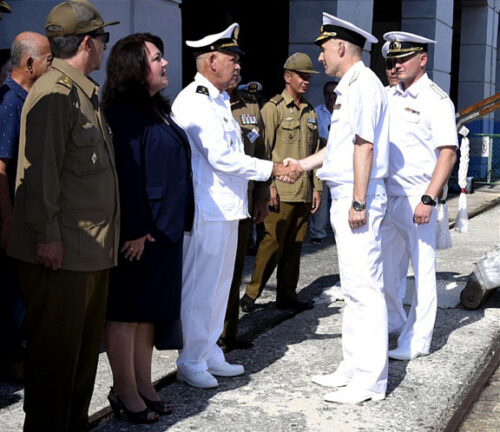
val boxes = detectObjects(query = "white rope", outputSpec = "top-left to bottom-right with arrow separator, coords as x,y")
436,183 -> 452,249
455,126 -> 470,233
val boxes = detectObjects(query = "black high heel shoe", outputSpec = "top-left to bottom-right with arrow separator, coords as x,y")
139,391 -> 173,416
107,387 -> 158,424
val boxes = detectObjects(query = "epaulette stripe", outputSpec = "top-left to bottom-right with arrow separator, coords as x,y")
429,83 -> 447,99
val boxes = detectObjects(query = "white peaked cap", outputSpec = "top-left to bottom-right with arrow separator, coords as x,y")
315,12 -> 378,47
186,23 -> 243,54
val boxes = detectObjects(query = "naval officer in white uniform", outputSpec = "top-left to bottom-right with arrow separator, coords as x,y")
381,32 -> 457,361
285,12 -> 390,404
172,23 -> 303,389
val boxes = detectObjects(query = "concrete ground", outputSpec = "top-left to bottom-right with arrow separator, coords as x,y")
0,184 -> 499,431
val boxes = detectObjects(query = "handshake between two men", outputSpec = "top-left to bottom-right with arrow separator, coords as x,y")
272,159 -> 304,184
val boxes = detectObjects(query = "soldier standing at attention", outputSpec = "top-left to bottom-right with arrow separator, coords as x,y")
285,13 -> 390,404
7,1 -> 120,430
381,32 -> 457,361
220,78 -> 270,350
240,52 -> 322,313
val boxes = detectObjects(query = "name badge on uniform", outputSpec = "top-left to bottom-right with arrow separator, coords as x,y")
82,122 -> 94,130
307,118 -> 316,124
91,152 -> 98,164
285,116 -> 294,121
247,128 -> 259,143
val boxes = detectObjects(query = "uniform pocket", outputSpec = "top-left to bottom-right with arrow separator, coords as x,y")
280,120 -> 300,144
61,212 -> 107,261
67,120 -> 106,175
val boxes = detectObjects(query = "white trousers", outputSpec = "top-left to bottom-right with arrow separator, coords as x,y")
177,215 -> 238,373
329,181 -> 388,394
381,195 -> 437,354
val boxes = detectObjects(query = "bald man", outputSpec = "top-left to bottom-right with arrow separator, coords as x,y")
0,31 -> 51,379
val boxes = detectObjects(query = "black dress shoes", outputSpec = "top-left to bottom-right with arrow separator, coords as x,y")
240,294 -> 256,313
219,338 -> 254,351
276,299 -> 314,311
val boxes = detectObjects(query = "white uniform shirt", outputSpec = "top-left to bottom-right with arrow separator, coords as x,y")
317,61 -> 389,185
386,73 -> 458,196
314,103 -> 333,140
172,73 -> 273,221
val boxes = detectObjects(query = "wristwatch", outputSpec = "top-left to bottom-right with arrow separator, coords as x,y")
352,200 -> 366,211
421,194 -> 437,206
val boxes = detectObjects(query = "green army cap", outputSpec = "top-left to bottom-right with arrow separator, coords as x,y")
284,52 -> 319,74
0,1 -> 12,13
45,0 -> 119,37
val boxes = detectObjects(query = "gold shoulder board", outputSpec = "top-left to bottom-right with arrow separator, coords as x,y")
56,76 -> 73,89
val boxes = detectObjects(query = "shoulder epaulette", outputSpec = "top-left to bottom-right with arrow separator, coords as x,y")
196,85 -> 209,96
269,94 -> 283,105
429,82 -> 448,99
349,70 -> 359,85
56,75 -> 73,90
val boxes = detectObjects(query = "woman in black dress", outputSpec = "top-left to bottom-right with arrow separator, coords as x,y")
102,33 -> 193,424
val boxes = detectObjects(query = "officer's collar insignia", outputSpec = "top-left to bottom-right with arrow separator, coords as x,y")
196,85 -> 209,96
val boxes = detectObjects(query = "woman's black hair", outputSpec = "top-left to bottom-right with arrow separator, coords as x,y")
102,33 -> 170,114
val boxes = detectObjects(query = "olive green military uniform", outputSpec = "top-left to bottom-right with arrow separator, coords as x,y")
245,89 -> 322,303
221,87 -> 270,342
8,58 -> 119,431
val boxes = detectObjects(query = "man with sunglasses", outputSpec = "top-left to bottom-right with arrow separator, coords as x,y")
240,52 -> 323,313
7,1 -> 119,430
380,32 -> 457,361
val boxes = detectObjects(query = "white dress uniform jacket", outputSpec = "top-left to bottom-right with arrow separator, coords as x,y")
317,61 -> 389,188
320,60 -> 390,395
382,73 -> 458,354
172,73 -> 273,375
172,73 -> 273,221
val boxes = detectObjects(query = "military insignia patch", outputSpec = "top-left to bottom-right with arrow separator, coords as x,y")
196,85 -> 209,96
56,76 -> 73,89
248,82 -> 259,93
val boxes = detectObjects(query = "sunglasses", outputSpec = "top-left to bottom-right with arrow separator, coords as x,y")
88,31 -> 110,44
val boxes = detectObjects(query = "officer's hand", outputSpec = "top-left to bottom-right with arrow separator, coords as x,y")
121,233 -> 155,261
268,186 -> 280,212
348,207 -> 367,230
311,190 -> 322,214
253,199 -> 269,224
273,160 -> 303,183
35,241 -> 64,270
413,202 -> 433,225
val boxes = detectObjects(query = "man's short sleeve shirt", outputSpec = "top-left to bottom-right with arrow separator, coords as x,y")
386,73 -> 458,196
314,103 -> 332,141
317,61 -> 389,185
0,77 -> 27,193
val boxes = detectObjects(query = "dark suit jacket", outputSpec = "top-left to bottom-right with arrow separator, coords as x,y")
105,103 -> 194,244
